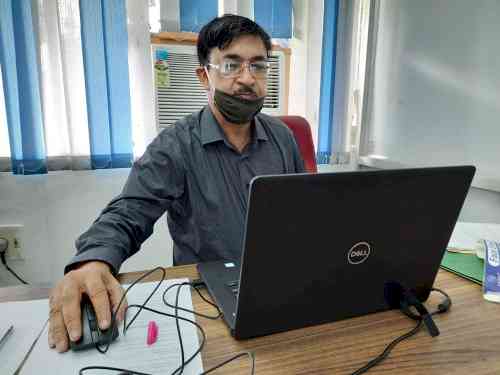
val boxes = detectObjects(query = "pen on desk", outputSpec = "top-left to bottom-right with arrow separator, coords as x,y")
0,325 -> 14,350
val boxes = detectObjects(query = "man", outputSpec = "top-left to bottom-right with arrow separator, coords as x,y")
48,14 -> 305,352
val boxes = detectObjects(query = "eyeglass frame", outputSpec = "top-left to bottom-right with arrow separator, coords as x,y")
206,58 -> 271,79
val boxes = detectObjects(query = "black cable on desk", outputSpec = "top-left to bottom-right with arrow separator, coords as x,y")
162,282 -> 222,320
121,267 -> 167,335
350,287 -> 452,375
351,320 -> 423,375
79,268 -> 255,375
96,266 -> 167,355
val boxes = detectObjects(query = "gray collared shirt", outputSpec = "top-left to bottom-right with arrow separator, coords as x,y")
66,106 -> 305,273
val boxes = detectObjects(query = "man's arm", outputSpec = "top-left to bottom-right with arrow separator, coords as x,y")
66,128 -> 186,274
49,128 -> 185,353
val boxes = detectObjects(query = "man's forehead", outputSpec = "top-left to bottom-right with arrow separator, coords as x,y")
210,35 -> 267,61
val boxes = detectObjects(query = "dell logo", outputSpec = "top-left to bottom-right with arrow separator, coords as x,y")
348,242 -> 371,265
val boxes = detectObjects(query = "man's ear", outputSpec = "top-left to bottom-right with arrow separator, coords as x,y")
196,66 -> 210,90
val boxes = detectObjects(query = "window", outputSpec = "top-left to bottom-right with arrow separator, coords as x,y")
0,0 -> 143,173
0,67 -> 10,159
254,0 -> 292,39
345,0 -> 370,160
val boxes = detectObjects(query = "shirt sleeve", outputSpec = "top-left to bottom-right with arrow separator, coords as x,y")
65,128 -> 185,275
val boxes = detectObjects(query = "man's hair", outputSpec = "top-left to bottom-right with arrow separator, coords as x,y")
197,14 -> 272,66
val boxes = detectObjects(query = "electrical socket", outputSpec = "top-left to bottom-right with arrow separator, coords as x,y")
0,225 -> 24,260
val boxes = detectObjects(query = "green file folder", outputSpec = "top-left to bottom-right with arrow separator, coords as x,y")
440,251 -> 484,284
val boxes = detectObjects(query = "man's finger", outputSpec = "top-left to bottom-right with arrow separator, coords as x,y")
61,280 -> 82,342
49,296 -> 69,352
48,293 -> 58,348
105,274 -> 128,322
85,278 -> 111,330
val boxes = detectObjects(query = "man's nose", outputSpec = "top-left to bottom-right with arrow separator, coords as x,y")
237,64 -> 257,86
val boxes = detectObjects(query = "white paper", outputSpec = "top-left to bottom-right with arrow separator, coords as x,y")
448,222 -> 500,255
21,278 -> 203,375
0,323 -> 13,343
0,299 -> 49,375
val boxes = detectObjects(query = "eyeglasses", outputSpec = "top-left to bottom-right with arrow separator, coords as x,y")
207,59 -> 270,79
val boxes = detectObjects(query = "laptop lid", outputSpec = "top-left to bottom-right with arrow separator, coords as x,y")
226,166 -> 475,339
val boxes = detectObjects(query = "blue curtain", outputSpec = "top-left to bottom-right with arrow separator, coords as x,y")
0,0 -> 133,174
180,0 -> 218,33
80,0 -> 133,169
317,0 -> 340,164
0,0 -> 47,174
254,0 -> 292,39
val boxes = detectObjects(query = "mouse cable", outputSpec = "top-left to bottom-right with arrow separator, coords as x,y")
96,266 -> 167,354
166,282 -> 254,375
127,302 -> 207,375
0,238 -> 29,284
350,287 -> 452,375
171,282 -> 189,374
79,267 -> 255,375
162,281 -> 222,320
120,267 -> 168,334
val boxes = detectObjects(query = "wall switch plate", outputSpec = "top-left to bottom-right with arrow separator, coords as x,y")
0,225 -> 24,260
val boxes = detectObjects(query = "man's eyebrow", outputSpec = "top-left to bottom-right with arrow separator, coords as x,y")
222,53 -> 268,61
222,54 -> 243,60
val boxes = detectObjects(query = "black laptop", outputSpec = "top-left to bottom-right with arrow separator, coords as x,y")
197,166 -> 475,340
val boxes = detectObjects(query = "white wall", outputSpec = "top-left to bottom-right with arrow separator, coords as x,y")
0,170 -> 173,287
360,0 -> 500,222
221,0 -> 238,15
362,0 -> 500,192
237,0 -> 253,19
159,0 -> 180,32
459,188 -> 500,224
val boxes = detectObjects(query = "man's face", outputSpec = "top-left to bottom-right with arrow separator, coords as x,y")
198,35 -> 268,100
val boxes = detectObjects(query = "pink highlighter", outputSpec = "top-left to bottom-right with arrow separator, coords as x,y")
147,321 -> 159,346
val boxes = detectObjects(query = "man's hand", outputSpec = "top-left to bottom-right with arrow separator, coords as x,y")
48,261 -> 127,353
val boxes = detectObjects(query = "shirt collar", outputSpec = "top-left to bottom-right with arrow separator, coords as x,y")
200,106 -> 225,145
200,106 -> 269,147
253,115 -> 269,142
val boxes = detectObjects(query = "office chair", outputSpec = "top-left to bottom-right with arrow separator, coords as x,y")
278,116 -> 317,173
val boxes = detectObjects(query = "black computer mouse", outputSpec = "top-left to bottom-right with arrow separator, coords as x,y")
69,294 -> 119,351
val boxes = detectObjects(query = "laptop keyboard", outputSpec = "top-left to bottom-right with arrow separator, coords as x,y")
226,280 -> 239,294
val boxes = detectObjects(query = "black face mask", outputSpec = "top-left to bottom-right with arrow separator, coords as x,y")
213,89 -> 265,124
